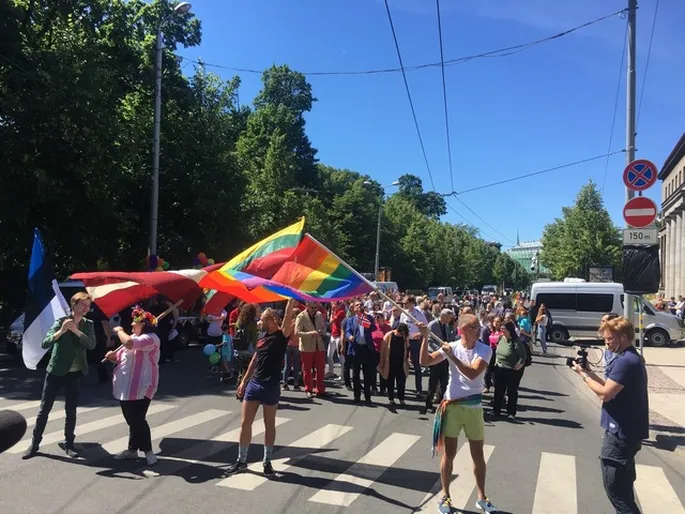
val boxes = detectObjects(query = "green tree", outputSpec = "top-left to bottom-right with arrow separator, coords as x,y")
541,181 -> 622,280
396,174 -> 446,219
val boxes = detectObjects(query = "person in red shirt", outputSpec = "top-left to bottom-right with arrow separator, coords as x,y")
328,301 -> 346,378
371,312 -> 391,394
227,301 -> 244,337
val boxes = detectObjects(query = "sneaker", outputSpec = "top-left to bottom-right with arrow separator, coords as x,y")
113,449 -> 138,460
399,399 -> 406,407
22,444 -> 39,460
306,392 -> 313,399
507,414 -> 516,421
325,372 -> 336,379
58,442 -> 80,459
225,460 -> 248,475
263,460 -> 275,477
145,451 -> 157,466
437,495 -> 453,514
293,385 -> 301,391
475,497 -> 499,513
389,399 -> 396,406
282,384 -> 290,391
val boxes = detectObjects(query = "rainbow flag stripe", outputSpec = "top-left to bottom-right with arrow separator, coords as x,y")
266,235 -> 372,300
223,218 -> 304,277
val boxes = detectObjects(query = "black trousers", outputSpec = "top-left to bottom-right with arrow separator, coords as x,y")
32,371 -> 82,447
386,365 -> 406,402
492,366 -> 523,416
484,350 -> 497,389
600,431 -> 642,514
343,343 -> 353,387
426,361 -> 449,408
159,334 -> 173,362
353,345 -> 375,401
120,397 -> 152,452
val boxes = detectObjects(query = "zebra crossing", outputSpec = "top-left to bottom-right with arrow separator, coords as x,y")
1,396 -> 684,514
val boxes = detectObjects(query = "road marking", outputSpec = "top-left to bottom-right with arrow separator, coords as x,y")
7,403 -> 176,454
163,417 -> 291,466
0,400 -> 43,412
25,406 -> 104,429
308,432 -> 420,507
532,452 -> 577,514
415,443 -> 495,512
102,409 -> 230,454
635,464 -> 685,513
218,423 -> 353,491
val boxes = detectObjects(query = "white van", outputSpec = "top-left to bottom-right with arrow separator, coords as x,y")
428,286 -> 454,304
372,281 -> 399,297
531,282 -> 685,347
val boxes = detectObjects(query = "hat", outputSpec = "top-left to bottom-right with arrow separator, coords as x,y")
131,305 -> 157,327
440,308 -> 456,318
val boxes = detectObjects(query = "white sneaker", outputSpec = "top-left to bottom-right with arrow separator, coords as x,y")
145,451 -> 158,466
113,449 -> 138,460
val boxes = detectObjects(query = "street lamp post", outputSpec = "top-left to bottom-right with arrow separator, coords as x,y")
149,2 -> 192,258
364,180 -> 400,280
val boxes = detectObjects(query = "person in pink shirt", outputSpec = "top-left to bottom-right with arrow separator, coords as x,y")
484,316 -> 503,394
371,312 -> 391,395
105,305 -> 161,466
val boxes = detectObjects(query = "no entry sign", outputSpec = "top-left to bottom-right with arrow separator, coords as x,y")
623,196 -> 657,228
623,159 -> 658,191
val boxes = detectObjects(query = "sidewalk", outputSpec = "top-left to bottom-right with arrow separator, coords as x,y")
545,342 -> 685,456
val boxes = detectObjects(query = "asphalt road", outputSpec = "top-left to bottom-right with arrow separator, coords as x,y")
0,346 -> 683,514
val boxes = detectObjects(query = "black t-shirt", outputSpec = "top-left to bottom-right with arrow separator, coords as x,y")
600,346 -> 649,442
253,330 -> 288,383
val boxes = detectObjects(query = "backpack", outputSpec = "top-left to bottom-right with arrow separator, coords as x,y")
233,326 -> 249,351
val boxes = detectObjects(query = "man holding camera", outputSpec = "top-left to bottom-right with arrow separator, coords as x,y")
572,316 -> 648,514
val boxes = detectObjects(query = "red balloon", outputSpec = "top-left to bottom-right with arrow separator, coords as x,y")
197,252 -> 207,260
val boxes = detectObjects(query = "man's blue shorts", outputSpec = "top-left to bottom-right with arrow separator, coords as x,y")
244,378 -> 280,406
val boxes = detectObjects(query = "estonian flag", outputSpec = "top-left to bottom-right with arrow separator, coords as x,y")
22,229 -> 69,370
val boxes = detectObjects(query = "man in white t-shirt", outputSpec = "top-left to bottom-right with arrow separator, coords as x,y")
400,295 -> 428,396
419,313 -> 499,514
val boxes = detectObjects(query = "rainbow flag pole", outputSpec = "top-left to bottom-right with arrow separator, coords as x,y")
304,234 -> 447,347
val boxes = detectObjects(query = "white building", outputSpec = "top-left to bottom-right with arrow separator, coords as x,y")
658,133 -> 685,298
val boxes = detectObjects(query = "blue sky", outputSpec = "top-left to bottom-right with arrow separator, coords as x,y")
177,0 -> 684,248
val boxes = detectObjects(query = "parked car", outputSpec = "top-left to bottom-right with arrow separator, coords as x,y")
531,281 -> 685,347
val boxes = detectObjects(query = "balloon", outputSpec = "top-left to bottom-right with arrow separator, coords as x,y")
149,255 -> 158,269
203,344 -> 217,356
197,252 -> 207,260
157,257 -> 165,267
199,256 -> 209,266
155,266 -> 163,272
192,257 -> 201,266
162,261 -> 170,270
208,352 -> 221,365
207,258 -> 215,265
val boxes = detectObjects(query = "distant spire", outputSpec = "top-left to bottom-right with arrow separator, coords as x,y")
516,229 -> 520,246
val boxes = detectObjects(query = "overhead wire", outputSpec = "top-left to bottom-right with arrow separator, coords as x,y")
177,8 -> 626,78
382,0 -> 436,190
637,0 -> 660,128
435,0 -> 454,193
445,203 -> 499,241
601,21 -> 628,198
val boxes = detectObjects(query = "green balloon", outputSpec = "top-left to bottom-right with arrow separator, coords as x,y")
208,352 -> 221,365
162,261 -> 170,270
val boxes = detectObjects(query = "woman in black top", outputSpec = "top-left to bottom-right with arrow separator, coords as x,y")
227,299 -> 295,477
378,323 -> 410,406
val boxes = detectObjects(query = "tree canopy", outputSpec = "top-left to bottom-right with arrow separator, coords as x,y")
0,0 -> 529,323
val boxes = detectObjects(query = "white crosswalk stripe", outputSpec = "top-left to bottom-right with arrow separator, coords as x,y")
6,403 -> 176,454
163,416 -> 291,468
0,400 -> 44,412
415,442 -> 494,513
636,464 -> 685,513
308,432 -> 420,507
25,405 -> 104,429
102,408 -> 231,454
218,423 -> 354,491
532,452 -> 577,514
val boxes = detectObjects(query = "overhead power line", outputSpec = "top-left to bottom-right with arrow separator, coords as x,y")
445,151 -> 624,196
601,21 -> 628,198
435,0 -> 454,192
382,0 -> 436,190
445,203 -> 499,242
637,0 -> 660,128
452,196 -> 516,244
178,8 -> 627,78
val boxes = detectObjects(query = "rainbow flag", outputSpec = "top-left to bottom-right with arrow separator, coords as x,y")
248,235 -> 373,301
223,218 -> 304,276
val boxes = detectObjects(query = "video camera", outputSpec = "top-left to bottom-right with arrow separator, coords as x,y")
566,343 -> 590,369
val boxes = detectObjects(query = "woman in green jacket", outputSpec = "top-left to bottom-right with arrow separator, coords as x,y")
492,320 -> 527,419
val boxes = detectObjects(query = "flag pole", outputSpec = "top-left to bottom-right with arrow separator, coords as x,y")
304,234 -> 446,347
102,299 -> 182,363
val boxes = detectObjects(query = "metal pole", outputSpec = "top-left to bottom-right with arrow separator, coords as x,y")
150,26 -> 164,258
374,203 -> 382,279
623,0 -> 637,326
638,295 -> 645,356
